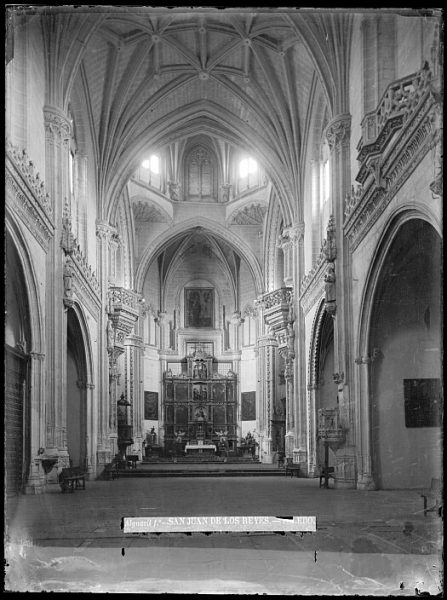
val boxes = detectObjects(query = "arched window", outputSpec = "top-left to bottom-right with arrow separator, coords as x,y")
184,145 -> 217,201
311,138 -> 331,263
137,153 -> 162,189
237,156 -> 261,195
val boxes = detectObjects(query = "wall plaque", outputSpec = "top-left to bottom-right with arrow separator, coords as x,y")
144,391 -> 159,420
241,391 -> 256,420
404,378 -> 441,427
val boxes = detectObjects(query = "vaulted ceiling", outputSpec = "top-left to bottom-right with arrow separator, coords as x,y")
50,7 -> 353,221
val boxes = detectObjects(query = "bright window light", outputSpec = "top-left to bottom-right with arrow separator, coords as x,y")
239,157 -> 257,178
141,154 -> 160,174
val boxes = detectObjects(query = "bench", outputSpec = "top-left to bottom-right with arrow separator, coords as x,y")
421,478 -> 442,517
59,466 -> 86,493
319,466 -> 335,488
285,459 -> 300,478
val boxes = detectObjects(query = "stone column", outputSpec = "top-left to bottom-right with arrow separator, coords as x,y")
355,355 -> 376,490
125,334 -> 145,459
96,221 -> 116,464
43,105 -> 71,467
278,224 -> 307,469
256,333 -> 277,463
86,382 -> 96,478
306,384 -> 318,478
325,113 -> 356,488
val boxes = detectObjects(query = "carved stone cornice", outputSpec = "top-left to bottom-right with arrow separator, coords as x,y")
345,64 -> 441,251
325,114 -> 351,152
6,142 -> 55,252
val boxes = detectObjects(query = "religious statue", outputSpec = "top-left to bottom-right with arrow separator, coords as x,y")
175,429 -> 186,444
106,317 -> 114,352
195,407 -> 207,421
193,360 -> 207,379
215,429 -> 228,444
149,426 -> 157,445
63,259 -> 73,295
324,262 -> 336,315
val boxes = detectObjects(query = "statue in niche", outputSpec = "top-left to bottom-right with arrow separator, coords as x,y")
63,259 -> 73,296
195,407 -> 207,421
193,360 -> 207,379
324,262 -> 336,313
106,317 -> 114,351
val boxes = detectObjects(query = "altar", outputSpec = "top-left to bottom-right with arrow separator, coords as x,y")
185,443 -> 216,455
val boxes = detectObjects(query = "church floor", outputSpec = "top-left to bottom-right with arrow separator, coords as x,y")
5,476 -> 443,595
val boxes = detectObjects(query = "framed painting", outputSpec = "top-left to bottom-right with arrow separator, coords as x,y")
185,288 -> 214,328
144,391 -> 159,420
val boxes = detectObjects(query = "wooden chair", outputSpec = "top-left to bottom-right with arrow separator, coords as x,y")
319,466 -> 335,488
285,458 -> 300,478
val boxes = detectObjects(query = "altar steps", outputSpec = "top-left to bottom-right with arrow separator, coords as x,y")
117,459 -> 285,478
142,457 -> 258,464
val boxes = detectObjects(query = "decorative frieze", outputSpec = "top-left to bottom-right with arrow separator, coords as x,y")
6,143 -> 55,251
6,141 -> 53,218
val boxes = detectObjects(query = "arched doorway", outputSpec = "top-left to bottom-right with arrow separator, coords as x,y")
316,309 -> 336,472
308,301 -> 337,476
370,219 -> 442,489
66,308 -> 88,469
5,235 -> 31,495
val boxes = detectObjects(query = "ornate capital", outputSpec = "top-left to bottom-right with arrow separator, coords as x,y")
325,114 -> 351,152
96,220 -> 117,240
30,351 -> 45,361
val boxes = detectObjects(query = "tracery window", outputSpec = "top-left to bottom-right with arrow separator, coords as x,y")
185,145 -> 217,201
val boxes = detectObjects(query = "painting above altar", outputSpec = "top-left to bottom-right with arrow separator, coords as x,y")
185,288 -> 214,328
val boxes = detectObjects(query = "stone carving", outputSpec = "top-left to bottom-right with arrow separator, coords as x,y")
324,263 -> 336,316
167,181 -> 180,201
132,201 -> 170,224
230,203 -> 267,225
221,183 -> 232,202
43,107 -> 71,146
63,258 -> 74,308
325,114 -> 351,152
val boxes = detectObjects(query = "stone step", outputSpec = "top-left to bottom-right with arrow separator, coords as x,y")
116,470 -> 286,478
